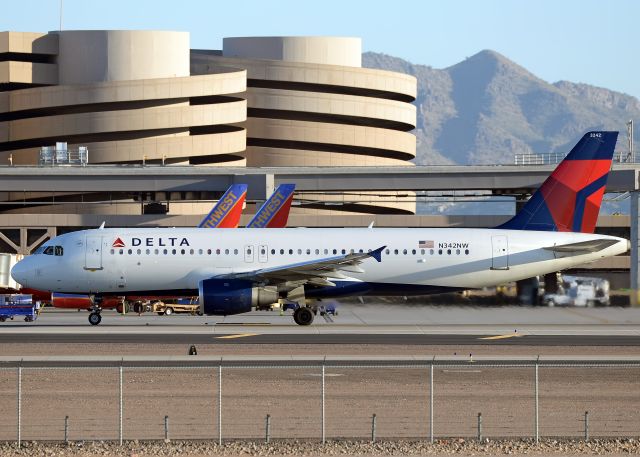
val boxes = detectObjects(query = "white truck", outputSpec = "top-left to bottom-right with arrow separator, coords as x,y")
543,275 -> 610,307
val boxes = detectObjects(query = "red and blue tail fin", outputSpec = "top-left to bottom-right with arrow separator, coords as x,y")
198,184 -> 248,228
246,184 -> 296,228
498,131 -> 618,233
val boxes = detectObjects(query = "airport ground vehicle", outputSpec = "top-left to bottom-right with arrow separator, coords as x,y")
543,275 -> 610,307
319,303 -> 338,316
0,294 -> 39,322
153,298 -> 201,316
131,298 -> 201,316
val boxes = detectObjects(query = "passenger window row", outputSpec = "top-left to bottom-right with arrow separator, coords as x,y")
385,248 -> 470,256
110,248 -> 240,256
107,247 -> 470,257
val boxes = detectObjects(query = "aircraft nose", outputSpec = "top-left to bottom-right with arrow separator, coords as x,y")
11,259 -> 29,286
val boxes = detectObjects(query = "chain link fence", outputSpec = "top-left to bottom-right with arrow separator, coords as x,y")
0,357 -> 639,445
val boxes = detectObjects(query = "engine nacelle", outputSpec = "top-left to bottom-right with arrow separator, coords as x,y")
198,278 -> 278,316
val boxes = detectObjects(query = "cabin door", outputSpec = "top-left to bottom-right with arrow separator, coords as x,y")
85,236 -> 103,270
491,235 -> 509,270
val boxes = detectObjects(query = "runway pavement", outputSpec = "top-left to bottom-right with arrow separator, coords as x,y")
2,304 -> 640,345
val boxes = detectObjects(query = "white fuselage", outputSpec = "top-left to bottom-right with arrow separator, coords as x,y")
11,227 -> 629,297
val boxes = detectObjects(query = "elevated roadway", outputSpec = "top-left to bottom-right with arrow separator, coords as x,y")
0,164 -> 637,196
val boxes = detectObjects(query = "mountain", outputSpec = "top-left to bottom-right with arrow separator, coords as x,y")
363,50 -> 640,165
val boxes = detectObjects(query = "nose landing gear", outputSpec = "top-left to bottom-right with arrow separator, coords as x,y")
88,295 -> 103,326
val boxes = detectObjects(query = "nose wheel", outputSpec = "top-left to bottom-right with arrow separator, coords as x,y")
88,312 -> 102,325
88,294 -> 103,326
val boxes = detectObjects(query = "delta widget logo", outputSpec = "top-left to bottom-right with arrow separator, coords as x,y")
112,238 -> 126,248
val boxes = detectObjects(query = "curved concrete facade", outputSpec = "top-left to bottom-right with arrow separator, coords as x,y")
193,36 -> 417,213
0,32 -> 248,166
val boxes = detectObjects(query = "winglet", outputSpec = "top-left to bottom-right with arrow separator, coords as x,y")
369,245 -> 386,263
98,221 -> 105,229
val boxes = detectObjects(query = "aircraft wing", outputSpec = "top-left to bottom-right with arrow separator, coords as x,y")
223,246 -> 385,287
543,238 -> 619,253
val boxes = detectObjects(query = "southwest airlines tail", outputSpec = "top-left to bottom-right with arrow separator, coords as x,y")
498,131 -> 618,233
198,184 -> 248,228
246,184 -> 296,228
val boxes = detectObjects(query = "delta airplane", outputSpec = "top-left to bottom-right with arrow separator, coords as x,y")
48,184 -> 296,318
11,132 -> 629,326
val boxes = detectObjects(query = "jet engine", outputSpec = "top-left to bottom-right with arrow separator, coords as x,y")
198,278 -> 278,315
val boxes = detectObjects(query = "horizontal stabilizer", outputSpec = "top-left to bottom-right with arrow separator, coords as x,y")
543,239 -> 619,253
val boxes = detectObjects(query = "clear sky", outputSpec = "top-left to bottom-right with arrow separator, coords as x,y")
4,0 -> 639,98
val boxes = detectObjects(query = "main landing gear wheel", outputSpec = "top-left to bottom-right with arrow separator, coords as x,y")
88,312 -> 102,326
293,307 -> 314,326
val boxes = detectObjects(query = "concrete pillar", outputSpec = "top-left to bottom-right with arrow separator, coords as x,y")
631,191 -> 640,307
543,273 -> 559,295
241,174 -> 271,201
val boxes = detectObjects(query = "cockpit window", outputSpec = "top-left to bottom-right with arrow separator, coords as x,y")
42,245 -> 63,256
34,246 -> 45,254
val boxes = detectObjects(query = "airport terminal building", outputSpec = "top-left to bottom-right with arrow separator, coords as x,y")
0,30 -> 417,222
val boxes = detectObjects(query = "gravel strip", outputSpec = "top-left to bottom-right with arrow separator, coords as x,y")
1,438 -> 640,456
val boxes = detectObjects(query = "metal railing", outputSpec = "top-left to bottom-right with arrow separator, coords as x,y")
38,144 -> 88,166
514,152 -> 568,165
515,152 -> 633,165
1,356 -> 640,445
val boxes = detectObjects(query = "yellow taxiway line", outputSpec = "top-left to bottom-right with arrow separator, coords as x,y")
478,333 -> 523,340
215,333 -> 259,339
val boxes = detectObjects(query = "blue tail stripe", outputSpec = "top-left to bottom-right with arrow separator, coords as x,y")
572,173 -> 609,232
